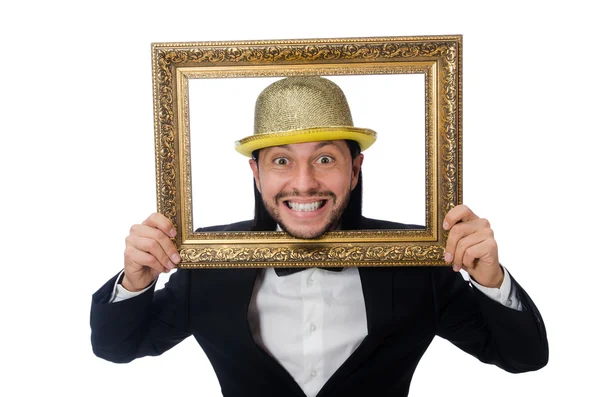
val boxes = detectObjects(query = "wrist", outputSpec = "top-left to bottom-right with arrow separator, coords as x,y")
474,266 -> 504,289
121,275 -> 145,293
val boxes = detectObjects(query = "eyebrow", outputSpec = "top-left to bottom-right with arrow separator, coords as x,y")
274,141 -> 336,152
315,141 -> 335,150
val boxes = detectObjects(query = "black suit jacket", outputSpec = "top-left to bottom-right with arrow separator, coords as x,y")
90,218 -> 548,396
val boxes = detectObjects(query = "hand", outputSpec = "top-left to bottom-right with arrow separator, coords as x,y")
443,205 -> 503,288
122,213 -> 181,292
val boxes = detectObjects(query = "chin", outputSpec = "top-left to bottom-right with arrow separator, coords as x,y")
284,229 -> 328,240
279,221 -> 334,240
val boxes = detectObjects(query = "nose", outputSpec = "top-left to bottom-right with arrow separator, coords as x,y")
291,163 -> 320,193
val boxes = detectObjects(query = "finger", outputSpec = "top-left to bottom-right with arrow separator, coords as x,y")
130,223 -> 181,264
444,218 -> 491,264
452,228 -> 493,269
443,204 -> 478,230
461,239 -> 498,270
142,213 -> 177,238
127,232 -> 178,268
128,250 -> 173,274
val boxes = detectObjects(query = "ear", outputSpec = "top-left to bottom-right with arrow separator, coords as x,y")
350,153 -> 364,190
249,158 -> 262,193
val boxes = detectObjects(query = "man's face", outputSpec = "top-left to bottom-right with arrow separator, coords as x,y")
249,140 -> 363,239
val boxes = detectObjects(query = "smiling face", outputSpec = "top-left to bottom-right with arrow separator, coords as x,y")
249,140 -> 363,239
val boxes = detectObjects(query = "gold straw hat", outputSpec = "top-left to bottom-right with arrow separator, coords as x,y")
234,76 -> 377,157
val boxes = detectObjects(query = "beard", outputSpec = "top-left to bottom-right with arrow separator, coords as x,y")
263,189 -> 351,239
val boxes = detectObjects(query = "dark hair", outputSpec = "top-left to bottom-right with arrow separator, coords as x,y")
251,140 -> 362,231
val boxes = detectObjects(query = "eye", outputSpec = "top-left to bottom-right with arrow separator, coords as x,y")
273,157 -> 289,166
317,156 -> 333,164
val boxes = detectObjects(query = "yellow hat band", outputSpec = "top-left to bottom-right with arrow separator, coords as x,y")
234,127 -> 376,157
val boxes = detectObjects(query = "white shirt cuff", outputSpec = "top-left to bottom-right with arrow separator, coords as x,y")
469,266 -> 522,311
109,269 -> 156,303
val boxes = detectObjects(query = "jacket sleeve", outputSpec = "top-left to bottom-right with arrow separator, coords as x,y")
90,269 -> 192,363
433,268 -> 549,373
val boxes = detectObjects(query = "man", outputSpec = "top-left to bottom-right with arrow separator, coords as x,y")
91,77 -> 548,397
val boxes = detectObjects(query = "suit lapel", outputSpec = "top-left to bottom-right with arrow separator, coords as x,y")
238,269 -> 307,396
316,267 -> 394,396
359,267 -> 395,336
191,268 -> 306,396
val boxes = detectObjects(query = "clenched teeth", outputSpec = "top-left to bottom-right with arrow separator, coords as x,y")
285,200 -> 325,212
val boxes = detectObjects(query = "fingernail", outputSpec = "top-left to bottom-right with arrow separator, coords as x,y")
169,228 -> 177,237
166,260 -> 175,270
452,265 -> 459,272
443,221 -> 449,230
444,252 -> 453,262
171,253 -> 181,264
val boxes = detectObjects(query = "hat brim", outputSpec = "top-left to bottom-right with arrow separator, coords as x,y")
234,127 -> 377,157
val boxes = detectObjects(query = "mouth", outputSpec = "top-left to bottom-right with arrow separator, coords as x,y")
284,200 -> 326,212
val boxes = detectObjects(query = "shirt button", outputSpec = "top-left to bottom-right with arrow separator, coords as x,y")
310,369 -> 317,377
310,323 -> 316,332
307,279 -> 314,287
507,299 -> 513,306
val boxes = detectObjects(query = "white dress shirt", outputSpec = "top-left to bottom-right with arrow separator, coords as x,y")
247,267 -> 368,397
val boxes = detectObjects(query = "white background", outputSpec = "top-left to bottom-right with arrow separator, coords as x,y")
189,74 -> 425,228
1,1 -> 598,396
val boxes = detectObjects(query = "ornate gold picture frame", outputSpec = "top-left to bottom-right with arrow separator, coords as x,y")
152,35 -> 462,269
